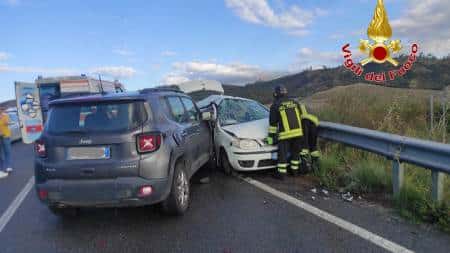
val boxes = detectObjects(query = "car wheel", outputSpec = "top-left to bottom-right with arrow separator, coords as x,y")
48,206 -> 79,217
220,150 -> 234,175
162,162 -> 190,216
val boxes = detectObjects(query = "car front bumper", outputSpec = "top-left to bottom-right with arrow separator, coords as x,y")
228,147 -> 278,171
35,177 -> 170,208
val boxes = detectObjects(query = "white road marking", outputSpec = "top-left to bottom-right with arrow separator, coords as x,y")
239,175 -> 414,253
0,176 -> 35,233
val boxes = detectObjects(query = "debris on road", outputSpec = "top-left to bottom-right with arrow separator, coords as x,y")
311,196 -> 316,201
342,192 -> 354,202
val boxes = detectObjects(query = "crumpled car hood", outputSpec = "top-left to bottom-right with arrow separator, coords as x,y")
222,118 -> 269,140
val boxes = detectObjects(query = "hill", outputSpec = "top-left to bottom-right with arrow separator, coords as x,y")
0,99 -> 16,109
223,55 -> 450,104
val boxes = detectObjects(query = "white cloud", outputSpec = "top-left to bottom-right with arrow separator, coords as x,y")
4,0 -> 19,6
0,52 -> 10,61
162,61 -> 285,85
0,64 -> 77,75
0,63 -> 137,79
291,45 -> 372,72
291,47 -> 343,71
161,50 -> 177,57
112,48 -> 134,57
90,66 -> 137,79
391,0 -> 450,56
225,0 -> 326,36
162,74 -> 190,85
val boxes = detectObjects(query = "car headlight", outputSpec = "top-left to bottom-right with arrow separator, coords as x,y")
232,139 -> 259,150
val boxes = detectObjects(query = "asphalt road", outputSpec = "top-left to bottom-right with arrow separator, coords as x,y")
0,142 -> 449,253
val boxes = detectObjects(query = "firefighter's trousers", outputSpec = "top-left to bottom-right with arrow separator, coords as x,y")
277,136 -> 305,174
301,119 -> 320,158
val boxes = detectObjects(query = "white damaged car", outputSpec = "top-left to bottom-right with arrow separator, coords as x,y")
198,95 -> 277,174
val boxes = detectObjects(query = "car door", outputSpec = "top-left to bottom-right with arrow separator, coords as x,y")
180,97 -> 210,170
166,96 -> 199,176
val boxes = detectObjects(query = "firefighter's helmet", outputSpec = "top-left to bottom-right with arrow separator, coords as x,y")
274,85 -> 288,98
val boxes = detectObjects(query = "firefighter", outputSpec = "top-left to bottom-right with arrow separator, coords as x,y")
299,103 -> 321,172
266,85 -> 306,180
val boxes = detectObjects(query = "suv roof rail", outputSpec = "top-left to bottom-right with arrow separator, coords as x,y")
139,87 -> 185,94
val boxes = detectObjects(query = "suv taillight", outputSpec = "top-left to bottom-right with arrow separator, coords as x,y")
35,140 -> 47,158
137,133 -> 162,153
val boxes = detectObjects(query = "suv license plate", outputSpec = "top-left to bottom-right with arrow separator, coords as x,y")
67,147 -> 111,160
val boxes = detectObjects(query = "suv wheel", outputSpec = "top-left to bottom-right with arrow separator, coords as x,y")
162,163 -> 190,215
48,206 -> 79,217
220,150 -> 234,175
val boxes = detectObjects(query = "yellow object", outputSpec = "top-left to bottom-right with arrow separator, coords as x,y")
290,160 -> 300,170
279,129 -> 302,140
268,126 -> 277,134
300,104 -> 320,126
0,113 -> 11,138
311,150 -> 321,158
277,163 -> 288,173
278,101 -> 303,140
367,0 -> 392,43
300,149 -> 309,156
359,0 -> 402,66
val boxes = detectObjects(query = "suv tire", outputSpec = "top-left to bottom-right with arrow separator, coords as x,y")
162,162 -> 190,216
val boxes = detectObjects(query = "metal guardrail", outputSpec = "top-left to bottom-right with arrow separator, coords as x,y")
317,121 -> 448,202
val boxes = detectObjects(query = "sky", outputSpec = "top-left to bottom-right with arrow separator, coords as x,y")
0,0 -> 449,102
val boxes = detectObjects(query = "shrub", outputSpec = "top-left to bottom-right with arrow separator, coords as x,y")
313,151 -> 344,190
349,159 -> 391,193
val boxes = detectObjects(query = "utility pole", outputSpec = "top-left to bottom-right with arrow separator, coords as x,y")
430,95 -> 434,137
442,87 -> 448,143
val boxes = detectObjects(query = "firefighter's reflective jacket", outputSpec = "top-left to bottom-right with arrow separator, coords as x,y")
299,104 -> 319,126
268,97 -> 303,144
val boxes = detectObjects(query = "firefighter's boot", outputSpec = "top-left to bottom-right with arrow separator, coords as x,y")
273,164 -> 288,180
290,160 -> 300,177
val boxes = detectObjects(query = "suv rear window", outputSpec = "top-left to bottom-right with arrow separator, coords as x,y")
46,101 -> 147,134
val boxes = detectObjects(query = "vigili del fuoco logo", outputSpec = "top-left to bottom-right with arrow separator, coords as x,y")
342,0 -> 419,83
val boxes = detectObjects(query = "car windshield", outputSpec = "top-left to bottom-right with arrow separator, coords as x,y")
218,99 -> 268,126
46,101 -> 147,134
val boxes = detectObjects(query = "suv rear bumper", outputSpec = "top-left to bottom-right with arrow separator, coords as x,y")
35,177 -> 170,208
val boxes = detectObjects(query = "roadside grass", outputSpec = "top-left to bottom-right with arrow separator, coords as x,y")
348,158 -> 391,194
394,171 -> 450,233
315,144 -> 450,233
305,84 -> 450,233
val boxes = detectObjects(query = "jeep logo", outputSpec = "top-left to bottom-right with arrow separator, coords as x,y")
79,138 -> 92,145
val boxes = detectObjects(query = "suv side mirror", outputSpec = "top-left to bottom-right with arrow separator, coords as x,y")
202,111 -> 213,121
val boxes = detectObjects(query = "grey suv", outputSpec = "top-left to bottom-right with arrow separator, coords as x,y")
34,88 -> 213,216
